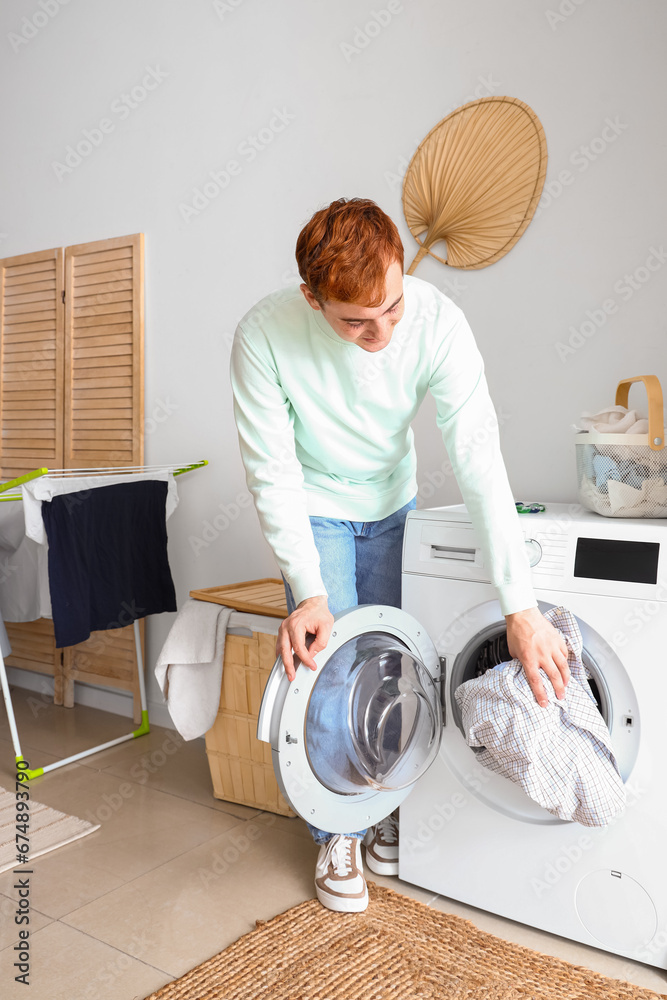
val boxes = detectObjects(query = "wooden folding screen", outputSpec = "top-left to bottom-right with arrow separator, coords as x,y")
0,234 -> 145,722
0,248 -> 65,479
64,235 -> 144,468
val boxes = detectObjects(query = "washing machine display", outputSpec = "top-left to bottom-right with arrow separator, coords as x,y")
399,503 -> 667,970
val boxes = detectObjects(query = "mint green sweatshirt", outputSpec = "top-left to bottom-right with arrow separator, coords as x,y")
229,274 -> 536,615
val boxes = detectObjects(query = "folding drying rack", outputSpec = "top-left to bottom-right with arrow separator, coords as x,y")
0,461 -> 207,780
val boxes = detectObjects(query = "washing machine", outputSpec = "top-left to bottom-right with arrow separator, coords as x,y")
258,502 -> 667,970
400,501 -> 667,969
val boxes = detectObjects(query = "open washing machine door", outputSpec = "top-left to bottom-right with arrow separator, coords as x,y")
257,605 -> 442,833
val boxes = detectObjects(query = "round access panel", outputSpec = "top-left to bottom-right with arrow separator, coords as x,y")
576,870 -> 658,952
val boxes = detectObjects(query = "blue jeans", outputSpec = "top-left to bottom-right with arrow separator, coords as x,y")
282,496 -> 417,845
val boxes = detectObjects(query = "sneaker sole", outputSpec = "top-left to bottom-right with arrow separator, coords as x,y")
364,852 -> 399,877
315,886 -> 369,913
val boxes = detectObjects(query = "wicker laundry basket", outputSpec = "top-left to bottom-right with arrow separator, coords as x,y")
190,579 -> 296,818
575,376 -> 667,518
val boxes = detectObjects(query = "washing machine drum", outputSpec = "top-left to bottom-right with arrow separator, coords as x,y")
257,605 -> 442,834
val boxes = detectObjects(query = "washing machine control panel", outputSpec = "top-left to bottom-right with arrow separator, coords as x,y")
403,503 -> 667,602
526,526 -> 568,579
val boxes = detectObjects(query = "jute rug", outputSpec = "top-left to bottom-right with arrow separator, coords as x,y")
0,786 -> 100,873
144,883 -> 666,1000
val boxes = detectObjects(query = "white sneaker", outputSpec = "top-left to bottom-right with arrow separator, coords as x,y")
363,811 -> 399,876
314,834 -> 369,912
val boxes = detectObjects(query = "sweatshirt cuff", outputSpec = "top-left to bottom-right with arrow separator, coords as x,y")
495,580 -> 538,617
287,568 -> 328,609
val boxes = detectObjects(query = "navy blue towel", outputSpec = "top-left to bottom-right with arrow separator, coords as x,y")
41,479 -> 177,648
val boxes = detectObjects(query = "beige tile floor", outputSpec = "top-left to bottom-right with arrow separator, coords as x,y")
1,686 -> 666,999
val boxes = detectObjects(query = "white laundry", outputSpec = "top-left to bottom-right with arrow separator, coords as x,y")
607,476 -> 667,516
21,470 -> 179,545
0,610 -> 10,658
577,405 -> 649,435
454,606 -> 626,827
154,598 -> 234,741
579,466 -> 667,518
1,470 -> 179,626
0,501 -> 51,622
155,603 -> 282,740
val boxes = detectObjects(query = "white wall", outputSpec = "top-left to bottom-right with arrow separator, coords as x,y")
1,0 -> 666,724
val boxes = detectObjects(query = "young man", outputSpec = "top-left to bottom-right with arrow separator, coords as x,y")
230,198 -> 569,913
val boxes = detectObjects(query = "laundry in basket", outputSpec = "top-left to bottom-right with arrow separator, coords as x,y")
575,375 -> 667,517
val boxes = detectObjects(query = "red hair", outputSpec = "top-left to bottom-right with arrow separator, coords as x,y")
295,198 -> 404,306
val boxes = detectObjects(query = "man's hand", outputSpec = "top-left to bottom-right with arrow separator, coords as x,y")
505,606 -> 570,707
276,595 -> 334,682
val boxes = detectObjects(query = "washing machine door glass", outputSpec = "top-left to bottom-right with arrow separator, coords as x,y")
305,631 -> 440,795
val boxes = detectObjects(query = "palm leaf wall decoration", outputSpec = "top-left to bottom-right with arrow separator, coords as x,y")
402,96 -> 547,273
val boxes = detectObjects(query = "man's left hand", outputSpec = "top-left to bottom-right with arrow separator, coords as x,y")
505,606 -> 570,707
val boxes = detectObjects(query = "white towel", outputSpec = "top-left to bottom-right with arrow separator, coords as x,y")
576,405 -> 649,435
0,501 -> 51,622
21,471 -> 179,545
0,608 -> 11,658
154,598 -> 234,741
607,476 -> 667,515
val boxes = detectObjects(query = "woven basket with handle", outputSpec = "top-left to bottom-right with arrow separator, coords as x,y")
575,376 -> 667,518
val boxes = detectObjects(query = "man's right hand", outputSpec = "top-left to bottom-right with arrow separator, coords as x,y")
276,595 -> 334,682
